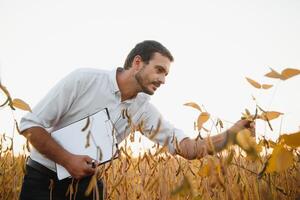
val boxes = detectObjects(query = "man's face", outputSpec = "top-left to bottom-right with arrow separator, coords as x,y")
135,52 -> 171,95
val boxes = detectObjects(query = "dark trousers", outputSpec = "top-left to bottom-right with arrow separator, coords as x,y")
19,165 -> 104,200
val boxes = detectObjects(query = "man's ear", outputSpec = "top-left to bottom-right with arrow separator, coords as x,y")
132,55 -> 143,71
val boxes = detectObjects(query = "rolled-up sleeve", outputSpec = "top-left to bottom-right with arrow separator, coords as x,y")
19,70 -> 82,133
141,103 -> 188,154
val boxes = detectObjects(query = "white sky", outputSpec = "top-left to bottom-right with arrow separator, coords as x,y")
1,0 -> 300,154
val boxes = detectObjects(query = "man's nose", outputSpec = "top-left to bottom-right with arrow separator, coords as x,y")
158,75 -> 165,84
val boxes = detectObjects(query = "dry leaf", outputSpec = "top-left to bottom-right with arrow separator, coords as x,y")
280,68 -> 300,80
183,102 -> 202,112
198,163 -> 211,177
224,149 -> 234,165
97,147 -> 103,161
265,67 -> 300,80
148,118 -> 161,139
265,68 -> 283,79
259,139 -> 277,149
85,130 -> 91,148
85,175 -> 97,196
261,84 -> 273,89
171,176 -> 193,196
130,132 -> 135,142
197,112 -> 210,131
279,131 -> 300,148
245,109 -> 251,116
12,98 -> 32,112
266,145 -> 294,173
267,140 -> 277,148
241,109 -> 254,120
81,117 -> 90,132
245,77 -> 261,89
259,111 -> 282,121
216,118 -> 224,129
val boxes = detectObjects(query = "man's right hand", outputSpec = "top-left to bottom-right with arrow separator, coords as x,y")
22,127 -> 97,180
64,154 -> 97,179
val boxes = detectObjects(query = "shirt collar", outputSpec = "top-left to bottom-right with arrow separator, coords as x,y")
108,68 -> 122,94
108,67 -> 151,102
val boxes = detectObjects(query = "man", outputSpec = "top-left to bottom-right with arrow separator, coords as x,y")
19,40 -> 254,200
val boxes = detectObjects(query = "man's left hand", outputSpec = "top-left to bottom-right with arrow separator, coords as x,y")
227,119 -> 256,144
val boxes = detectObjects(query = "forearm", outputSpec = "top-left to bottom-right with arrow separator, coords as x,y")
22,127 -> 72,166
178,131 -> 228,160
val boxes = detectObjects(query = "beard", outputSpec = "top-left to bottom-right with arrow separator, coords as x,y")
135,67 -> 155,95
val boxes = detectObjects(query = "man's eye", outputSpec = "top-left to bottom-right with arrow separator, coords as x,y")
157,68 -> 163,73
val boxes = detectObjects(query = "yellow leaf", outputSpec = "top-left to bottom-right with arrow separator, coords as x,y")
130,132 -> 135,142
215,163 -> 221,174
265,67 -> 300,81
280,68 -> 300,80
12,98 -> 32,112
171,176 -> 192,196
279,131 -> 300,148
268,140 -> 277,148
85,175 -> 97,196
242,109 -> 253,120
245,77 -> 261,89
259,139 -> 277,148
261,84 -> 273,89
245,108 -> 251,116
259,111 -> 282,121
183,102 -> 202,112
224,149 -> 234,165
266,145 -> 294,173
197,112 -> 210,131
265,68 -> 283,79
198,163 -> 211,177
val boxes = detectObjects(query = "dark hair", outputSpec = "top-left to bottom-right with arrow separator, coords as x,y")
123,40 -> 174,69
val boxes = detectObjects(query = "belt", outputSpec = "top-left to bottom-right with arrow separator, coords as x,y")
26,157 -> 57,179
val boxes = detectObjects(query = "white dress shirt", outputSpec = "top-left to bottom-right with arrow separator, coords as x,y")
20,68 -> 187,171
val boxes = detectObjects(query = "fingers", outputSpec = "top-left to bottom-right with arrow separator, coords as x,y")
84,165 -> 96,175
240,119 -> 252,128
84,155 -> 94,163
83,155 -> 97,172
249,121 -> 256,137
84,156 -> 98,167
229,119 -> 256,137
66,155 -> 98,179
231,120 -> 250,131
74,156 -> 96,177
250,121 -> 255,128
238,120 -> 256,137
